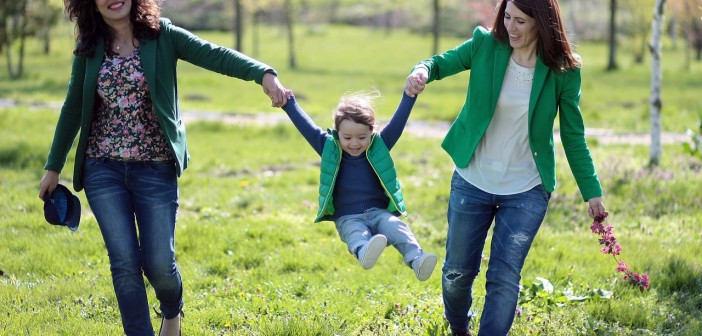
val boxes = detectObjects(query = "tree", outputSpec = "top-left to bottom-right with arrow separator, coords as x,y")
284,0 -> 297,68
607,0 -> 618,70
649,0 -> 666,167
621,0 -> 656,63
669,0 -> 702,70
26,0 -> 61,54
233,0 -> 244,51
1,0 -> 29,78
432,0 -> 440,55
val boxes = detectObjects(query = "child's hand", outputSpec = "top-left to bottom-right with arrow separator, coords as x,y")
405,67 -> 428,97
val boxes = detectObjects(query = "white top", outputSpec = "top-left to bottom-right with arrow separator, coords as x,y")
456,57 -> 542,195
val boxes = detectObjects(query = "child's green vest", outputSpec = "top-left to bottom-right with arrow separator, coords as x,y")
315,129 -> 407,223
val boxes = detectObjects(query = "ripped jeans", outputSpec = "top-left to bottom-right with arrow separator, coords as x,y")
442,171 -> 549,336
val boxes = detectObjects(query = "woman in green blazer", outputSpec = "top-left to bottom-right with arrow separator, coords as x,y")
404,0 -> 606,335
37,0 -> 290,334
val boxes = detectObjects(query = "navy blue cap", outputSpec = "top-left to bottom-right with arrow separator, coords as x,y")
43,184 -> 81,231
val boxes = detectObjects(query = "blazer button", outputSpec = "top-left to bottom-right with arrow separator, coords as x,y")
533,152 -> 538,156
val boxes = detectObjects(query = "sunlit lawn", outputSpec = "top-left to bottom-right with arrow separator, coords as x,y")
1,22 -> 701,335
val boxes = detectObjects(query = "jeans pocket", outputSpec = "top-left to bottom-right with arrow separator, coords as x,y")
145,160 -> 176,175
85,157 -> 105,169
534,184 -> 551,203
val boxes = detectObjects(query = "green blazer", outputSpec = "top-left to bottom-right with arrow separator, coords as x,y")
415,26 -> 602,201
44,18 -> 276,191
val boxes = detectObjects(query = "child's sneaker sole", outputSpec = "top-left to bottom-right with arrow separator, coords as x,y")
413,253 -> 438,281
359,235 -> 387,269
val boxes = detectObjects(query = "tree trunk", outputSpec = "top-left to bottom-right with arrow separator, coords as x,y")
5,0 -> 28,79
607,0 -> 618,70
384,11 -> 393,35
0,3 -> 7,54
328,0 -> 340,23
649,0 -> 666,167
42,28 -> 51,54
252,10 -> 261,58
233,0 -> 243,52
668,17 -> 677,50
432,0 -> 439,55
567,0 -> 578,45
284,0 -> 296,69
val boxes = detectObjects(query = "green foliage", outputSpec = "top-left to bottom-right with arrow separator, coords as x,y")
2,22 -> 701,133
682,114 -> 702,159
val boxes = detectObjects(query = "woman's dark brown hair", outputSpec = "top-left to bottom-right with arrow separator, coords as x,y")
491,0 -> 580,71
64,0 -> 163,56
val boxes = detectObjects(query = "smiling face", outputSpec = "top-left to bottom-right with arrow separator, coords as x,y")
503,1 -> 538,54
337,119 -> 373,157
95,0 -> 132,25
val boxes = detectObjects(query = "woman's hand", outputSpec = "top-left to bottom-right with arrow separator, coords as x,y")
404,67 -> 428,97
587,196 -> 606,219
262,73 -> 290,108
39,171 -> 60,200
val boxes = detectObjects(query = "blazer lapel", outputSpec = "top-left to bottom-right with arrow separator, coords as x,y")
83,39 -> 105,102
139,39 -> 157,92
491,45 -> 511,112
528,57 -> 548,122
83,40 -> 105,122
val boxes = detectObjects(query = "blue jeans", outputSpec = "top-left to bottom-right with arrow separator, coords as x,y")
443,171 -> 550,336
335,208 -> 423,265
84,158 -> 183,335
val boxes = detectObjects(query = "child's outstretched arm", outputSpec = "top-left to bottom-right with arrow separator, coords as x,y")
280,96 -> 328,156
380,91 -> 418,149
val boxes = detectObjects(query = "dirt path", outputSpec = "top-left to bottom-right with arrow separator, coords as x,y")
1,98 -> 688,145
181,110 -> 689,145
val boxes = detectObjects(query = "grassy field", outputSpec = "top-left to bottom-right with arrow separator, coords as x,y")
1,23 -> 702,335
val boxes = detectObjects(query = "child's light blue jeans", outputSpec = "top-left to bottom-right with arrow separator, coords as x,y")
335,207 -> 424,266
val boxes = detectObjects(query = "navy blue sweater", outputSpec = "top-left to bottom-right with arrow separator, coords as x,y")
282,92 -> 417,220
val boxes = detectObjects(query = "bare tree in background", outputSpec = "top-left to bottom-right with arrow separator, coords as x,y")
233,0 -> 243,51
432,0 -> 440,55
669,0 -> 702,70
649,0 -> 667,167
607,0 -> 618,70
284,0 -> 297,68
2,0 -> 29,78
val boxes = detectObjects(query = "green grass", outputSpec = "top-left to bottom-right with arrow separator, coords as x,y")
1,22 -> 702,335
2,105 -> 702,335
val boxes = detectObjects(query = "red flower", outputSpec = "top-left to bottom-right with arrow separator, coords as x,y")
591,213 -> 650,292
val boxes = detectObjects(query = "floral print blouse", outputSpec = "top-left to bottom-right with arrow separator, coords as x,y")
86,50 -> 173,161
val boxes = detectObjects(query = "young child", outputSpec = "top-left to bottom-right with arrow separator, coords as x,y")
280,89 -> 437,281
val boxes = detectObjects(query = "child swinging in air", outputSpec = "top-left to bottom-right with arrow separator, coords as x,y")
280,88 -> 437,281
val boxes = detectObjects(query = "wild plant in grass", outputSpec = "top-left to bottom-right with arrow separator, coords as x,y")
590,212 -> 650,292
682,117 -> 702,159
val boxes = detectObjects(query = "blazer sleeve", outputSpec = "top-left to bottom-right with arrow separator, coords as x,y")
44,53 -> 86,172
413,26 -> 489,83
558,67 -> 603,201
162,20 -> 276,84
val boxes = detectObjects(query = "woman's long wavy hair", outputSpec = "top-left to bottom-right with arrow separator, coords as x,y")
64,0 -> 162,56
491,0 -> 580,71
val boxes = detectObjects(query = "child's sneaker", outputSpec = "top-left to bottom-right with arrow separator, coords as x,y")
358,234 -> 387,269
412,253 -> 438,281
